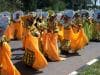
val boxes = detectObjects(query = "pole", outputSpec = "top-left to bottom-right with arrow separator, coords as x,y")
95,0 -> 97,9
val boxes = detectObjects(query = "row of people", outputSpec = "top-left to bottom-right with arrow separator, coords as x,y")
0,10 -> 99,75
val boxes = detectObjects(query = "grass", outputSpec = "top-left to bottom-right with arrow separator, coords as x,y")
78,60 -> 100,75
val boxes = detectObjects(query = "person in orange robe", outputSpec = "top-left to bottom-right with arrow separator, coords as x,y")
41,14 -> 66,61
69,25 -> 88,53
0,37 -> 21,75
4,21 -> 15,41
21,15 -> 48,70
42,31 -> 62,61
4,19 -> 23,41
60,13 -> 88,53
62,24 -> 88,53
60,15 -> 73,52
12,20 -> 23,40
12,11 -> 24,40
0,13 -> 20,75
68,14 -> 89,53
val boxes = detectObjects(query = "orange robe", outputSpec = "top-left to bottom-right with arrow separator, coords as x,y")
70,27 -> 88,52
23,31 -> 48,69
64,26 -> 88,52
64,26 -> 73,40
42,32 -> 61,61
78,28 -> 88,48
0,42 -> 20,75
13,21 -> 23,40
57,22 -> 64,41
4,23 -> 14,40
22,28 -> 27,49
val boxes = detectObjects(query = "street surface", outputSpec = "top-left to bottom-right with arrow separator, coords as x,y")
10,41 -> 100,75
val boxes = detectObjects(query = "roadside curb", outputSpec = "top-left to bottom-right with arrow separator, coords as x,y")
68,56 -> 100,75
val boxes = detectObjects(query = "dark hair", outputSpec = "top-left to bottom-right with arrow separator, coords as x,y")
74,13 -> 80,18
36,17 -> 42,23
82,12 -> 89,18
16,13 -> 20,20
34,23 -> 38,28
26,17 -> 34,26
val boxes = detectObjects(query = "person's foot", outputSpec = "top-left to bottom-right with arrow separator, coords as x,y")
60,57 -> 66,61
68,50 -> 79,54
68,50 -> 75,53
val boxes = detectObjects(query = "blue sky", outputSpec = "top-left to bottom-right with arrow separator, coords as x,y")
96,0 -> 100,6
92,0 -> 100,6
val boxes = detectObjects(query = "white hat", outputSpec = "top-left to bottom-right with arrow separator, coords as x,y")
36,9 -> 42,17
0,11 -> 11,17
28,12 -> 37,17
63,10 -> 75,18
80,10 -> 89,14
42,12 -> 48,18
0,12 -> 11,36
13,11 -> 24,21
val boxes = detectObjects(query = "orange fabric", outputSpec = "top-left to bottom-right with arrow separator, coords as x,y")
42,32 -> 61,61
95,23 -> 100,32
64,26 -> 88,52
23,31 -> 48,69
22,28 -> 27,49
0,42 -> 20,75
58,23 -> 64,41
70,27 -> 88,51
64,26 -> 73,40
72,25 -> 79,33
4,23 -> 14,40
41,31 -> 48,52
13,21 -> 23,40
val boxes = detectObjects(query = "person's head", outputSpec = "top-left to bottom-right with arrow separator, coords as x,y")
21,15 -> 34,29
64,15 -> 71,23
74,13 -> 81,19
13,11 -> 24,22
15,13 -> 20,20
0,16 -> 10,41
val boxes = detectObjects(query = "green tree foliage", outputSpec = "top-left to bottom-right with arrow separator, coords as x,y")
50,0 -> 66,11
0,0 -> 23,12
0,0 -> 96,12
21,0 -> 67,12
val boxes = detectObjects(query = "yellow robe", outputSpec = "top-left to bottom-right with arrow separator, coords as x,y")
23,31 -> 48,69
0,42 -> 20,75
41,32 -> 61,61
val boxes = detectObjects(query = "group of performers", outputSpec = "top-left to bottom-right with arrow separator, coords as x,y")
0,10 -> 100,75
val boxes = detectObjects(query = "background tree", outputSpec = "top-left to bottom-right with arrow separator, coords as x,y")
0,0 -> 23,12
0,0 -> 99,12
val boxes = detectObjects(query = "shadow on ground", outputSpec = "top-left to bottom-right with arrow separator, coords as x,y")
15,61 -> 43,75
13,47 -> 81,75
11,48 -> 23,52
61,50 -> 81,57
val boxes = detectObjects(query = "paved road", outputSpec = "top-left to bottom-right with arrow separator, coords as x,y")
10,41 -> 100,75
